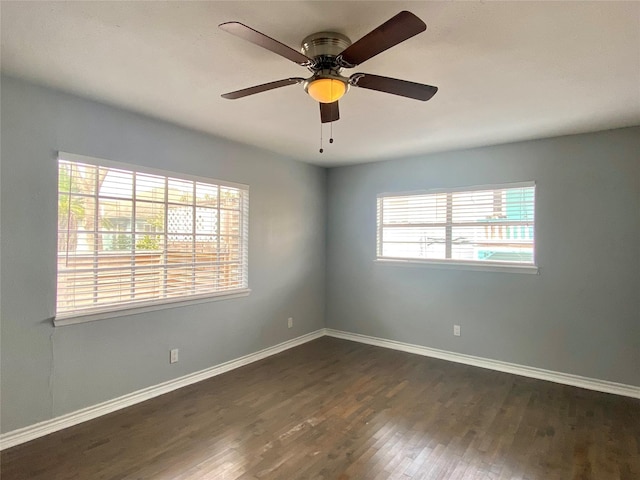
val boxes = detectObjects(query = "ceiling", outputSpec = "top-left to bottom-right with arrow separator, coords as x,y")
1,1 -> 639,166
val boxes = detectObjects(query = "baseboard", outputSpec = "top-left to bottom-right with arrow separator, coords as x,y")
325,329 -> 640,400
4,327 -> 638,450
0,329 -> 325,450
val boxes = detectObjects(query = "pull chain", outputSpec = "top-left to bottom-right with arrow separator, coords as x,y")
319,122 -> 324,154
330,84 -> 334,144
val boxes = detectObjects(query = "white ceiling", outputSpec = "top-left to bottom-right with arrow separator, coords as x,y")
1,1 -> 639,166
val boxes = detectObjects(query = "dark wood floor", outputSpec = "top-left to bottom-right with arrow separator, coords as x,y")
2,337 -> 639,479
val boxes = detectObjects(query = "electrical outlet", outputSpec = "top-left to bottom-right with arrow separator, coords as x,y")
170,348 -> 179,364
453,325 -> 461,337
288,317 -> 293,329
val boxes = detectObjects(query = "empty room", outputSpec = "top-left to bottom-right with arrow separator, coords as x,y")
1,1 -> 639,479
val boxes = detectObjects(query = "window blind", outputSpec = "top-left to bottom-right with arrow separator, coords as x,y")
377,182 -> 535,265
56,153 -> 249,319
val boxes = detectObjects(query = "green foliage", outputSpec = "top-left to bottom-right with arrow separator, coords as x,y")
58,163 -> 79,194
58,165 -> 86,224
147,214 -> 164,230
58,164 -> 87,252
58,194 -> 85,224
136,235 -> 160,250
111,234 -> 132,251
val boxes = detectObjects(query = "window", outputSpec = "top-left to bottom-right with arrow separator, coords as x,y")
377,182 -> 535,269
56,152 -> 249,322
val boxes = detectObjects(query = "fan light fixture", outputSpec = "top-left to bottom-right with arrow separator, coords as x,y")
306,78 -> 347,103
219,11 -> 438,151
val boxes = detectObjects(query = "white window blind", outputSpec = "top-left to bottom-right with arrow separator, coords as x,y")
377,182 -> 535,266
56,153 -> 249,320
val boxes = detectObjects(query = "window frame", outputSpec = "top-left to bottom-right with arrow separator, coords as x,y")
375,181 -> 538,274
54,152 -> 250,326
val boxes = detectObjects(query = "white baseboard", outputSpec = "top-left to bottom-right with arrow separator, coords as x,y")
4,327 -> 638,451
325,328 -> 640,400
0,329 -> 325,450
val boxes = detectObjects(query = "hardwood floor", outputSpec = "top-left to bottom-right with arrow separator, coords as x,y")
2,337 -> 639,479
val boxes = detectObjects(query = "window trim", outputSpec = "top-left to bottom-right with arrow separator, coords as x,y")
55,152 -> 250,326
374,258 -> 539,274
53,288 -> 251,327
376,181 -> 537,272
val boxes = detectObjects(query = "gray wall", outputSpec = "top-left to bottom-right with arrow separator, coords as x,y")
2,75 -> 638,436
0,76 -> 326,433
326,127 -> 640,387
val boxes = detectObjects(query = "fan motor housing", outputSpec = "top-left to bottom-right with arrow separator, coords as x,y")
300,32 -> 352,63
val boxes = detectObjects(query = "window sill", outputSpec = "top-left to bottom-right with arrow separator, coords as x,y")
375,258 -> 539,275
53,289 -> 252,327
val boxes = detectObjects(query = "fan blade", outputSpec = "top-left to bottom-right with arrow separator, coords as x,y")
337,11 -> 426,67
221,78 -> 305,99
320,101 -> 340,123
219,22 -> 313,66
349,73 -> 437,101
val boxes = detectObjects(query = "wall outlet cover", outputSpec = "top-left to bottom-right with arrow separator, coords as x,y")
170,349 -> 179,364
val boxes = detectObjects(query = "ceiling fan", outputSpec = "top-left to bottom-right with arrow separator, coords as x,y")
219,11 -> 438,125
